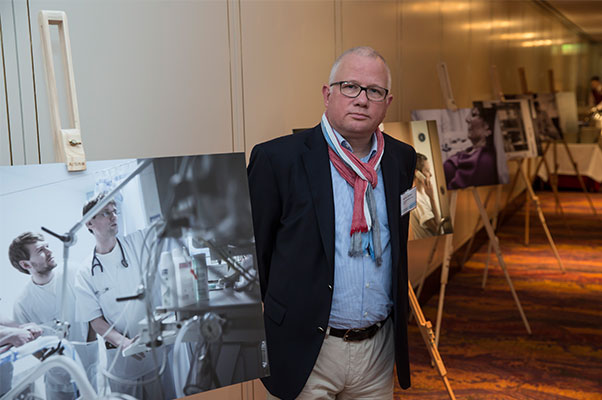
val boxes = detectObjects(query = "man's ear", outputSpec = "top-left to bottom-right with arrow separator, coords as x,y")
86,220 -> 93,230
322,85 -> 331,107
19,260 -> 31,271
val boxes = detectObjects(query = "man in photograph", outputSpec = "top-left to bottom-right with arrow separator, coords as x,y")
73,194 -> 175,400
248,47 -> 416,399
8,232 -> 98,400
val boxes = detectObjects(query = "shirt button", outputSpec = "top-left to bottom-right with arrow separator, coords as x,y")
365,283 -> 370,288
328,284 -> 333,291
317,326 -> 325,333
363,312 -> 368,317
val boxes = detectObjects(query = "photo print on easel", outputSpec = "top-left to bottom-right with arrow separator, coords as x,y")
505,94 -> 561,154
483,98 -> 538,159
0,154 -> 268,399
382,121 -> 453,240
411,105 -> 510,190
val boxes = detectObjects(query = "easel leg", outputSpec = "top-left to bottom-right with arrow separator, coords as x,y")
525,162 -> 531,246
471,187 -> 532,334
482,185 -> 502,289
408,281 -> 457,400
461,187 -> 494,269
559,139 -> 599,216
434,191 -> 457,349
542,154 -> 572,234
519,167 -> 566,273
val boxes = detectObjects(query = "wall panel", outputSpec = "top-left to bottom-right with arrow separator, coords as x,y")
240,0 -> 335,155
28,0 -> 234,163
339,0 -> 400,122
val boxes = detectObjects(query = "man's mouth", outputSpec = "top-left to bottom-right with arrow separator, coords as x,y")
349,113 -> 369,120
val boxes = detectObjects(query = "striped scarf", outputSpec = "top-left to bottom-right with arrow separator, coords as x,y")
321,114 -> 385,265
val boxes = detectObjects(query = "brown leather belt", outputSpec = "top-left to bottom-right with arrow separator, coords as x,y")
329,316 -> 388,342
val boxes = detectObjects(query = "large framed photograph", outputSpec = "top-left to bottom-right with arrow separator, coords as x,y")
383,121 -> 453,240
0,154 -> 267,399
411,105 -> 510,190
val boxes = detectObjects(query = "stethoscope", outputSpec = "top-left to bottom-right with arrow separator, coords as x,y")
91,238 -> 129,276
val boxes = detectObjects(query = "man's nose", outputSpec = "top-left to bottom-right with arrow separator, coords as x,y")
353,89 -> 369,105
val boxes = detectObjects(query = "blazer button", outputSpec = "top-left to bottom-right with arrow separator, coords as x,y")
317,326 -> 325,333
328,284 -> 333,291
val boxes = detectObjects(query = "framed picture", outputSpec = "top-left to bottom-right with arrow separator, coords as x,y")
383,121 -> 453,240
411,105 -> 510,190
0,154 -> 267,398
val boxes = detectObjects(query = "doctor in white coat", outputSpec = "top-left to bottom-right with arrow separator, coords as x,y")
74,194 -> 175,399
8,232 -> 98,400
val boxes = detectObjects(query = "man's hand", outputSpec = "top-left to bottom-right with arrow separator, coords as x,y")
424,178 -> 435,199
121,335 -> 145,361
3,327 -> 36,347
20,323 -> 43,339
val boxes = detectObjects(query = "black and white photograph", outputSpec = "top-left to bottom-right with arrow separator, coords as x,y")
0,154 -> 267,399
506,94 -> 561,152
491,99 -> 538,159
411,105 -> 510,190
383,121 -> 453,240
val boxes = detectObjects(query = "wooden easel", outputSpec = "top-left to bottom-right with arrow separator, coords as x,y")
491,68 -> 567,274
431,63 -> 531,348
531,69 -> 599,220
408,280 -> 456,400
39,11 -> 86,171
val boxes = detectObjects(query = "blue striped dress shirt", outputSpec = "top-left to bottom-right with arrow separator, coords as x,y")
327,127 -> 392,330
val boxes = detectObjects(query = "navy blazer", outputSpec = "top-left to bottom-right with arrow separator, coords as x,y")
248,124 -> 416,399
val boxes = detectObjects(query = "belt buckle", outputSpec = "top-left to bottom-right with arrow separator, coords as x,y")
343,328 -> 359,342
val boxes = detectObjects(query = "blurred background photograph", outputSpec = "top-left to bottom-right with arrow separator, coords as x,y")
412,105 -> 510,190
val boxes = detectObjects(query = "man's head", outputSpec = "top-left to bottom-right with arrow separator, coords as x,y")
83,193 -> 118,239
591,76 -> 600,89
322,47 -> 393,142
9,232 -> 56,276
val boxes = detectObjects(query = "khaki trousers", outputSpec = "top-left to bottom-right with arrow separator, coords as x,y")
267,319 -> 395,399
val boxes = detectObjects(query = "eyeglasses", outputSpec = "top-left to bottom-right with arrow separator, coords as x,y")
95,209 -> 120,219
330,81 -> 389,102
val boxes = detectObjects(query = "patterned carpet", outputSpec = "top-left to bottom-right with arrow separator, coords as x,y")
395,191 -> 602,399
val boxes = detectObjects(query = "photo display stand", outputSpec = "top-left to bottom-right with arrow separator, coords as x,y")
407,280 -> 457,400
433,62 -> 531,339
39,11 -> 86,171
484,67 -> 566,280
530,70 -> 599,220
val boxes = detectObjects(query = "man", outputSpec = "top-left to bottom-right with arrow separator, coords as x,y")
74,194 -> 174,399
411,154 -> 441,239
589,76 -> 602,113
0,316 -> 43,397
248,47 -> 416,399
8,232 -> 98,400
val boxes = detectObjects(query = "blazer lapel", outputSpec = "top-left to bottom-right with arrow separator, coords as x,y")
302,127 -> 335,271
381,139 -> 400,274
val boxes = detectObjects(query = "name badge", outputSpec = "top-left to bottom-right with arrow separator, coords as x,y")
400,187 -> 417,216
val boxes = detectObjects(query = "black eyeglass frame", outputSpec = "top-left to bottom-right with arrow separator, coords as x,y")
329,81 -> 389,102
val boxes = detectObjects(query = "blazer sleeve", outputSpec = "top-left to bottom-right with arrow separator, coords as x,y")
247,145 -> 282,300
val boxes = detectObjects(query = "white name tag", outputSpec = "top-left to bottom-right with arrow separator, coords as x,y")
400,187 -> 417,216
